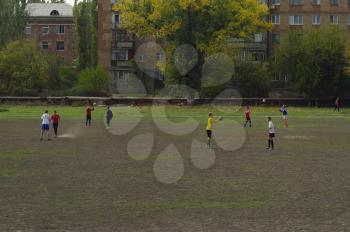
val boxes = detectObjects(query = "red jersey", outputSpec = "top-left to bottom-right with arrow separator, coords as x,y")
86,107 -> 94,116
51,114 -> 60,124
245,110 -> 251,118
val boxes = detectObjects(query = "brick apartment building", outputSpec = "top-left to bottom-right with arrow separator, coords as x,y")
25,3 -> 75,63
268,0 -> 350,52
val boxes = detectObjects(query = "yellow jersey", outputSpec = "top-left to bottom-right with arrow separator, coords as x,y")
206,117 -> 213,130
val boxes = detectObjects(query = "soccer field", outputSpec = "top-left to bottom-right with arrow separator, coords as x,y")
1,105 -> 350,231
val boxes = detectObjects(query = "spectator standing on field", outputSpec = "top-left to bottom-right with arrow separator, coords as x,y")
106,106 -> 113,127
334,97 -> 340,112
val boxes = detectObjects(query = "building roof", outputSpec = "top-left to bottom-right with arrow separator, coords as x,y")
26,3 -> 73,17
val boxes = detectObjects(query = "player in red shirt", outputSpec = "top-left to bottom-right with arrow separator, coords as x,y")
86,104 -> 95,127
51,110 -> 61,137
244,105 -> 252,127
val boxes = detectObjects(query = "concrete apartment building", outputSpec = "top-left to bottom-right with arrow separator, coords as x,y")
269,0 -> 350,50
98,0 -> 163,94
25,3 -> 75,63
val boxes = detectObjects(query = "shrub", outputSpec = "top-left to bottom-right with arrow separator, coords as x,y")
76,66 -> 111,96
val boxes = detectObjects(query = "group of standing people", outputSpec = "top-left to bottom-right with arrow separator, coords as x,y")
40,103 -> 114,141
40,110 -> 61,140
205,104 -> 287,150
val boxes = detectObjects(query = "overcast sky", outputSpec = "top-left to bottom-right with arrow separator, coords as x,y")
66,0 -> 79,6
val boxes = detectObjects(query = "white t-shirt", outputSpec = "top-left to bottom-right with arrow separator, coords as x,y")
268,121 -> 275,134
41,113 -> 50,125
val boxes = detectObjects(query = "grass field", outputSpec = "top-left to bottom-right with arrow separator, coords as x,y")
1,104 -> 350,231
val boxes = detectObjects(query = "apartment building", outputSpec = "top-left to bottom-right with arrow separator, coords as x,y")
97,0 -> 164,94
269,0 -> 350,49
25,3 -> 75,63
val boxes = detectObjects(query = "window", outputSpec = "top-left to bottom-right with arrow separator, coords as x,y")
312,15 -> 321,25
311,0 -> 321,5
330,0 -> 338,5
289,15 -> 304,25
272,33 -> 280,44
271,0 -> 280,5
271,15 -> 280,24
138,55 -> 146,62
289,0 -> 304,5
25,26 -> 31,35
330,15 -> 339,24
112,13 -> 120,27
347,16 -> 350,25
154,70 -> 164,80
42,25 -> 49,34
156,52 -> 163,61
56,41 -> 64,51
56,25 -> 65,34
42,41 -> 49,50
116,33 -> 132,42
50,10 -> 59,16
112,49 -> 128,60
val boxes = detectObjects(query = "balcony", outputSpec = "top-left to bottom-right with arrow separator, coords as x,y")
111,60 -> 133,68
116,42 -> 133,48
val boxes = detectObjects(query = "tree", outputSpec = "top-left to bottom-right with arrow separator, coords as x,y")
232,61 -> 271,97
73,0 -> 98,70
0,0 -> 28,48
276,26 -> 349,98
0,40 -> 48,95
114,0 -> 271,89
77,67 -> 111,96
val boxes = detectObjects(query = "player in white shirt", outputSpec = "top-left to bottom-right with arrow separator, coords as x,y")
40,110 -> 51,141
266,116 -> 275,150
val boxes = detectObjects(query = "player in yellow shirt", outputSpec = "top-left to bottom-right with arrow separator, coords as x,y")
206,112 -> 223,149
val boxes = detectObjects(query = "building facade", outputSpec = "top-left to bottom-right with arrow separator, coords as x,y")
98,0 -> 165,94
269,0 -> 350,52
25,3 -> 75,63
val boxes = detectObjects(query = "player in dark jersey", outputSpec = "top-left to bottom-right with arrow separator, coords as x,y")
243,105 -> 252,127
86,104 -> 95,127
51,110 -> 61,137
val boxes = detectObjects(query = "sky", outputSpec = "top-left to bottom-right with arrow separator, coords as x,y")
66,0 -> 79,6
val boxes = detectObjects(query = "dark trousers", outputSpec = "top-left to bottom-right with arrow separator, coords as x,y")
86,116 -> 92,126
244,118 -> 252,127
53,123 -> 59,136
334,104 -> 340,112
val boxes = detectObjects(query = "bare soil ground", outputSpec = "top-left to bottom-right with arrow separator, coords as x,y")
1,116 -> 350,231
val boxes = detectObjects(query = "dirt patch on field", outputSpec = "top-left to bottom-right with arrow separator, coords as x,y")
0,118 -> 350,231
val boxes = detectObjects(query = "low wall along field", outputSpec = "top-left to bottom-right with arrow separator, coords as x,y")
0,96 -> 348,107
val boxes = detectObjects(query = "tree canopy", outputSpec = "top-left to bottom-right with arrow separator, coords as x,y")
0,0 -> 28,48
114,0 -> 271,89
276,26 -> 349,98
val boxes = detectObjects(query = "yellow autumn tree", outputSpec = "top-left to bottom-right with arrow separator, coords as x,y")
114,0 -> 271,89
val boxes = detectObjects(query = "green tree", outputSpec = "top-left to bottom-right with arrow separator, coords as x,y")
77,67 -> 111,96
114,0 -> 270,89
74,0 -> 98,70
0,0 -> 28,48
276,26 -> 348,98
232,61 -> 271,97
0,40 -> 48,95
